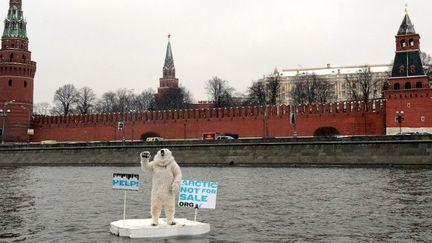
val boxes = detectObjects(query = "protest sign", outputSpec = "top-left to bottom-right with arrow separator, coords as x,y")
178,179 -> 218,209
112,173 -> 140,191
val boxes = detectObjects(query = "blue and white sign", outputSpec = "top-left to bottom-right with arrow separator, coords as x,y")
112,173 -> 140,191
178,179 -> 218,209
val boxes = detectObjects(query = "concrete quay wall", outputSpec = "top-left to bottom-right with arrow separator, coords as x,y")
0,136 -> 431,167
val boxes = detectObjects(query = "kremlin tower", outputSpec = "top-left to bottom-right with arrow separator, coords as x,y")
155,35 -> 183,110
384,8 -> 432,134
0,0 -> 36,142
158,35 -> 179,94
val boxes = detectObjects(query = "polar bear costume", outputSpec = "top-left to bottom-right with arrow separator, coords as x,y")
140,149 -> 182,226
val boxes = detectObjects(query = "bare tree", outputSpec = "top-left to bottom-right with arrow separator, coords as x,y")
95,88 -> 136,113
155,86 -> 192,110
76,86 -> 97,114
420,51 -> 432,66
116,88 -> 135,114
181,87 -> 194,107
266,70 -> 281,105
133,88 -> 156,111
53,84 -> 79,115
245,81 -> 267,106
33,102 -> 51,115
246,69 -> 281,106
345,65 -> 385,105
421,51 -> 432,84
291,73 -> 335,104
205,76 -> 234,108
95,91 -> 117,113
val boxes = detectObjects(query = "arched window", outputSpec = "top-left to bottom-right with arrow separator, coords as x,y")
394,83 -> 400,90
24,80 -> 27,88
409,38 -> 414,47
399,65 -> 405,74
405,82 -> 411,89
410,65 -> 416,73
22,54 -> 26,61
400,39 -> 406,48
8,79 -> 12,86
416,82 -> 423,89
9,53 -> 13,61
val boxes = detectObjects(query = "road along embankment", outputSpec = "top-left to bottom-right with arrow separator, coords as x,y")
0,136 -> 431,167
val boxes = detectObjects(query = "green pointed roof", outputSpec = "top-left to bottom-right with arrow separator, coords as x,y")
397,14 -> 416,35
2,4 -> 27,38
164,38 -> 174,69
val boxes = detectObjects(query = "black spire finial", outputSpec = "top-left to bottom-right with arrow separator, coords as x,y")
397,6 -> 416,35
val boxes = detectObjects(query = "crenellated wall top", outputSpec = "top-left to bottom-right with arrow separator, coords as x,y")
32,100 -> 385,126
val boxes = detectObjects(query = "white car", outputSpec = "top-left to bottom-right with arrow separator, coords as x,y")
216,136 -> 234,140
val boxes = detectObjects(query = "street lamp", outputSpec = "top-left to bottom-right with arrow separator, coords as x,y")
21,105 -> 32,143
1,100 -> 15,144
396,111 -> 404,134
130,110 -> 136,142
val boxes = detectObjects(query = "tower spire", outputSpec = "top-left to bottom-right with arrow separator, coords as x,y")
397,5 -> 415,36
164,34 -> 175,69
3,0 -> 26,38
163,34 -> 175,78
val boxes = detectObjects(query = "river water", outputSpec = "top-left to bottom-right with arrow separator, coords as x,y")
1,166 -> 431,242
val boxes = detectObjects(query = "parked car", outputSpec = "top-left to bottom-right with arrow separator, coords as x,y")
397,132 -> 431,135
146,137 -> 164,142
216,135 -> 234,140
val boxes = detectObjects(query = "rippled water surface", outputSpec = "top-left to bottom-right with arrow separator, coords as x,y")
1,166 -> 432,242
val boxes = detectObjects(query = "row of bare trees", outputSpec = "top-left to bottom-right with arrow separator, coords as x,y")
44,85 -> 157,116
291,74 -> 335,105
37,53 -> 432,116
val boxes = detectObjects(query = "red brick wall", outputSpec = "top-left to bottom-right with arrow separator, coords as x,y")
31,100 -> 386,142
385,88 -> 432,130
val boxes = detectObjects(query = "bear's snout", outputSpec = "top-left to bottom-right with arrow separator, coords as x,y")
160,149 -> 165,156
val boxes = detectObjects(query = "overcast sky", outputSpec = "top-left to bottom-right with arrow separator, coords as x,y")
2,0 -> 431,104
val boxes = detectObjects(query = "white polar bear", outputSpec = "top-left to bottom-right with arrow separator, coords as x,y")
140,149 -> 182,226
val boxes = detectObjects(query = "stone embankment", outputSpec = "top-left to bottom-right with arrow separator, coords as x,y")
0,135 -> 431,167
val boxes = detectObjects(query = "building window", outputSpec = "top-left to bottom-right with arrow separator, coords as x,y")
24,81 -> 27,87
410,65 -> 416,73
409,39 -> 414,47
405,82 -> 411,89
399,65 -> 405,74
394,83 -> 400,90
400,39 -> 406,48
416,82 -> 423,89
8,79 -> 12,86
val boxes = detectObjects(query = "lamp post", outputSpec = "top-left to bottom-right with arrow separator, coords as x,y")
21,105 -> 32,143
291,102 -> 297,138
130,110 -> 136,142
396,111 -> 404,134
1,100 -> 15,144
